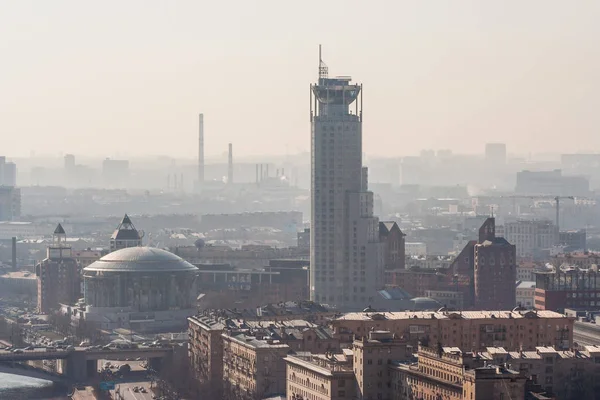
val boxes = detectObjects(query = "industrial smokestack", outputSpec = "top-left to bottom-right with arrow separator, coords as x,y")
198,114 -> 204,186
228,143 -> 233,184
11,237 -> 16,271
260,164 -> 263,183
256,164 -> 259,186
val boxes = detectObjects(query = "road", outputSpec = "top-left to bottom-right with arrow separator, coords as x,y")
112,381 -> 154,400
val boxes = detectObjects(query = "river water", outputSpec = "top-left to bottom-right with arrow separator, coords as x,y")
0,372 -> 67,399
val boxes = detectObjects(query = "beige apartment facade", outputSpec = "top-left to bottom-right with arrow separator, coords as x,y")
391,346 -> 528,400
286,353 -> 355,400
222,332 -> 290,399
331,309 -> 574,351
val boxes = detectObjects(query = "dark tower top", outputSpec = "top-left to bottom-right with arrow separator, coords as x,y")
54,223 -> 66,235
478,218 -> 496,243
110,214 -> 142,251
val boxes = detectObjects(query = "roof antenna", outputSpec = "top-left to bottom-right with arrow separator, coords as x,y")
319,44 -> 328,79
490,206 -> 494,218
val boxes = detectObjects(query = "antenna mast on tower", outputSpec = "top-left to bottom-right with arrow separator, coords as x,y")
319,44 -> 328,79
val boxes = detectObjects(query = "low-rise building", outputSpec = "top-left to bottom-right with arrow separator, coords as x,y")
535,267 -> 600,311
516,281 -> 536,309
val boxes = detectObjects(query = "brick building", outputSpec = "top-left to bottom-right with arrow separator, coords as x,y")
35,224 -> 80,313
379,221 -> 405,270
474,218 -> 516,310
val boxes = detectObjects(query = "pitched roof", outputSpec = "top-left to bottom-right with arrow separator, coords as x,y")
54,223 -> 65,235
111,214 -> 141,241
379,221 -> 404,236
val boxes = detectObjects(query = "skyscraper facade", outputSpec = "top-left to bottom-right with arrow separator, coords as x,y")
310,47 -> 384,309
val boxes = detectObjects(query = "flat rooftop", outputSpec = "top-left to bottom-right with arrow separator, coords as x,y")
336,310 -> 567,321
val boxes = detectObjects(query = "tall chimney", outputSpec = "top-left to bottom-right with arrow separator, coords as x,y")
11,237 -> 16,271
256,164 -> 259,186
198,114 -> 204,186
260,164 -> 264,183
228,143 -> 233,184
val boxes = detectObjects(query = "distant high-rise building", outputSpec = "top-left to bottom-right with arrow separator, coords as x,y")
102,158 -> 129,188
3,162 -> 16,187
110,214 -> 143,252
485,143 -> 507,164
474,218 -> 516,310
0,157 -> 16,187
198,113 -> 204,187
516,169 -> 589,196
227,143 -> 233,184
310,46 -> 384,308
502,219 -> 557,260
0,156 -> 5,186
64,154 -> 75,170
0,186 -> 20,221
36,224 -> 80,313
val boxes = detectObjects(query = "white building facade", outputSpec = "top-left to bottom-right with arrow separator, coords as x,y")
310,50 -> 384,309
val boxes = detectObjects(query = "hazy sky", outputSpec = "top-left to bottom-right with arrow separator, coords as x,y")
1,1 -> 599,159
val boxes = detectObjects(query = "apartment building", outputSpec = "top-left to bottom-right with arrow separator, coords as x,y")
222,332 -> 290,399
331,309 -> 573,351
286,352 -> 355,400
188,314 -> 226,387
188,311 -> 339,396
353,331 -> 412,400
392,346 -> 528,400
503,220 -> 557,260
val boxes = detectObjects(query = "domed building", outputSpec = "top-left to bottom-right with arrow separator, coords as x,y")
78,246 -> 198,332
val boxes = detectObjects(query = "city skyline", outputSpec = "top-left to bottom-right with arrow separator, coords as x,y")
1,1 -> 600,158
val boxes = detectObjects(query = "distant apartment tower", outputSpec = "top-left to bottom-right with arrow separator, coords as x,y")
36,224 -> 80,313
64,154 -> 75,170
559,229 -> 587,252
109,214 -> 142,252
516,169 -> 589,196
474,218 -> 517,310
102,158 -> 129,188
198,113 -> 204,186
310,47 -> 384,308
485,143 -> 507,164
0,186 -> 21,221
503,219 -> 558,259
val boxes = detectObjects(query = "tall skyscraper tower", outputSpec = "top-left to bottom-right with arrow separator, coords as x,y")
198,114 -> 205,186
310,46 -> 384,309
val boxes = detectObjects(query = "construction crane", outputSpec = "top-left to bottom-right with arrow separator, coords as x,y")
474,194 -> 580,245
504,195 -> 574,234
